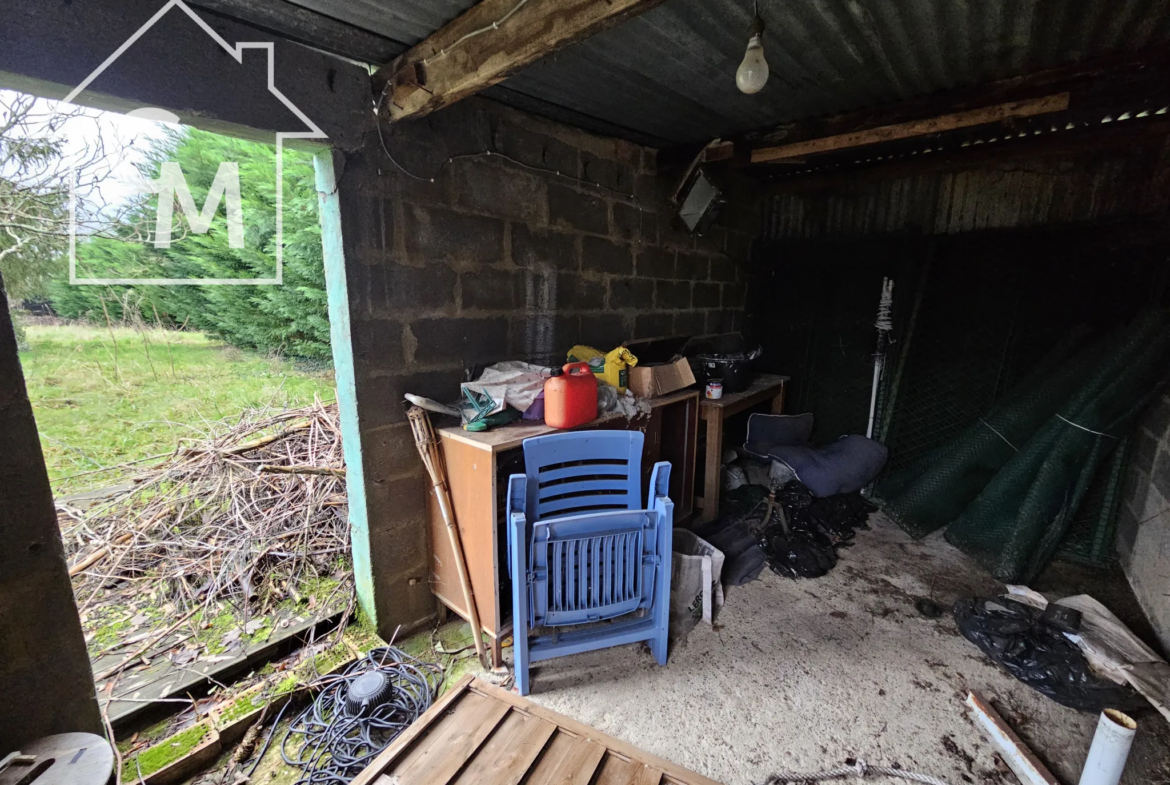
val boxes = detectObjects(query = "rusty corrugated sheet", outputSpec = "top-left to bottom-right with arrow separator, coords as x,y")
762,151 -> 1164,239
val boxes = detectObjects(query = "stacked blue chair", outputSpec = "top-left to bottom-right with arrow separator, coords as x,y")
507,430 -> 673,695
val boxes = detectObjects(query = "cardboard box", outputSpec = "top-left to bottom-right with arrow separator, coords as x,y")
628,357 -> 696,398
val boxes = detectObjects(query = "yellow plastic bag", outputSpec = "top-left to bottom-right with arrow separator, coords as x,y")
567,345 -> 639,394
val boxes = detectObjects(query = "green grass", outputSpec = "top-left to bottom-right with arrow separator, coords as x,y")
17,324 -> 335,495
122,722 -> 211,781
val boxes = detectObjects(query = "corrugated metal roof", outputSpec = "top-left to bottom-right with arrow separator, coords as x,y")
216,0 -> 1170,146
280,0 -> 472,49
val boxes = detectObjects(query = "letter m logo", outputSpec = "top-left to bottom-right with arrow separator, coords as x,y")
153,161 -> 245,249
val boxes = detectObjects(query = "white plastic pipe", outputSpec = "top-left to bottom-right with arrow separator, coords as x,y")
1078,709 -> 1137,785
866,278 -> 894,440
865,359 -> 882,439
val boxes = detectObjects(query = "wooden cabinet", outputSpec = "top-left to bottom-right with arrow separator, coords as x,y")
425,390 -> 698,666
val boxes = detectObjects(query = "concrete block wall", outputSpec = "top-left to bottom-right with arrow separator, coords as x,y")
1117,387 -> 1170,653
336,97 -> 757,634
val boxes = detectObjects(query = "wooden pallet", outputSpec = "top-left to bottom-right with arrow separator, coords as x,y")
352,675 -> 722,785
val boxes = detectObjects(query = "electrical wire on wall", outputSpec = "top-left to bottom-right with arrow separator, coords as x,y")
372,90 -> 642,208
371,0 -> 642,212
262,647 -> 442,785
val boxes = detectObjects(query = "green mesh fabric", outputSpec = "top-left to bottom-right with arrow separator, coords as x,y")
877,329 -> 1106,538
1055,437 -> 1130,566
753,228 -> 1169,575
944,312 -> 1170,582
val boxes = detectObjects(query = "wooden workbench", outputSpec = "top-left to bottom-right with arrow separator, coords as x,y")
426,390 -> 699,666
695,374 -> 789,523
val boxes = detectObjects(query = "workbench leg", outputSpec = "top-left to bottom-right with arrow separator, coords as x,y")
701,414 -> 723,523
771,382 -> 786,414
491,635 -> 504,669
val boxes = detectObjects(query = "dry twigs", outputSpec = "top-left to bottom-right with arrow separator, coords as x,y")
62,400 -> 352,623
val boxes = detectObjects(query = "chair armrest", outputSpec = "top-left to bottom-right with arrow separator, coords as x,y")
506,474 -> 527,579
647,461 -> 672,507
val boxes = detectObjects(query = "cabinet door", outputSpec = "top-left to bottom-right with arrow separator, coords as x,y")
427,437 -> 500,636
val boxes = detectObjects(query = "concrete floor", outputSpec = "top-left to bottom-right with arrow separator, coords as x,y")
520,515 -> 1170,785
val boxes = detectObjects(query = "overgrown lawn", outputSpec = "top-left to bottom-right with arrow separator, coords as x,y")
18,323 -> 335,496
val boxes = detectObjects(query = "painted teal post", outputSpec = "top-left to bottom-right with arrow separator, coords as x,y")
313,150 -> 376,626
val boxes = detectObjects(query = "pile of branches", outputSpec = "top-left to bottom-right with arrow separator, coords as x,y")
60,400 -> 351,618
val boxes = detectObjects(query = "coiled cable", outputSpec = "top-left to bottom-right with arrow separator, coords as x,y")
277,646 -> 442,785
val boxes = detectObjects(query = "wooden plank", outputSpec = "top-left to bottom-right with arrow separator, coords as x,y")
468,681 -> 724,785
747,46 -> 1170,150
751,94 -> 1070,163
594,756 -> 639,785
101,608 -> 341,725
767,116 -> 1170,190
524,731 -> 606,785
594,756 -> 664,785
386,692 -> 511,785
351,675 -> 477,785
966,691 -> 1060,785
376,0 -> 670,121
448,708 -> 557,785
428,436 -> 500,636
635,766 -> 664,785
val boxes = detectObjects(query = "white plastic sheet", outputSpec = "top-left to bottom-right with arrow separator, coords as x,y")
460,361 -> 548,416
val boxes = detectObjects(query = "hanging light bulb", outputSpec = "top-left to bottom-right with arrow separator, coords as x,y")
736,6 -> 769,95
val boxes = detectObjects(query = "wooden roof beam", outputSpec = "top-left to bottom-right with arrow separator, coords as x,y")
742,46 -> 1170,169
762,118 -> 1170,192
373,0 -> 669,122
751,94 -> 1069,163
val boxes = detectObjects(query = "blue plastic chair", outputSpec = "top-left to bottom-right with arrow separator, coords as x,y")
506,430 -> 673,695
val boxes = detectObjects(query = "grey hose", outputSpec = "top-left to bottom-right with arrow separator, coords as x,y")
762,759 -> 954,785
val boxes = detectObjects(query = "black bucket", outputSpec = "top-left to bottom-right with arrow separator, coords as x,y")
697,354 -> 753,394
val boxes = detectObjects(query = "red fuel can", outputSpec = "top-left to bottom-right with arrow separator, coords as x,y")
544,362 -> 598,429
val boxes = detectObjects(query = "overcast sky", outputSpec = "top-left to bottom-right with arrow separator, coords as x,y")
2,88 -> 178,211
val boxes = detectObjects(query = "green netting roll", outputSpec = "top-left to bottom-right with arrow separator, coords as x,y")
945,311 -> 1170,581
878,328 -> 1105,538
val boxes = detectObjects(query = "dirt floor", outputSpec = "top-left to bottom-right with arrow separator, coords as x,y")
518,515 -> 1170,785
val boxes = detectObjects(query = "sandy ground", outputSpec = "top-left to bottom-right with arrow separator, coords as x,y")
520,515 -> 1170,785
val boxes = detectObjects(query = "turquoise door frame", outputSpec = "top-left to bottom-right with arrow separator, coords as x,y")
313,150 -> 376,626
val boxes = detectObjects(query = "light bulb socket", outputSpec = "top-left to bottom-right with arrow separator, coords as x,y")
748,14 -> 765,37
